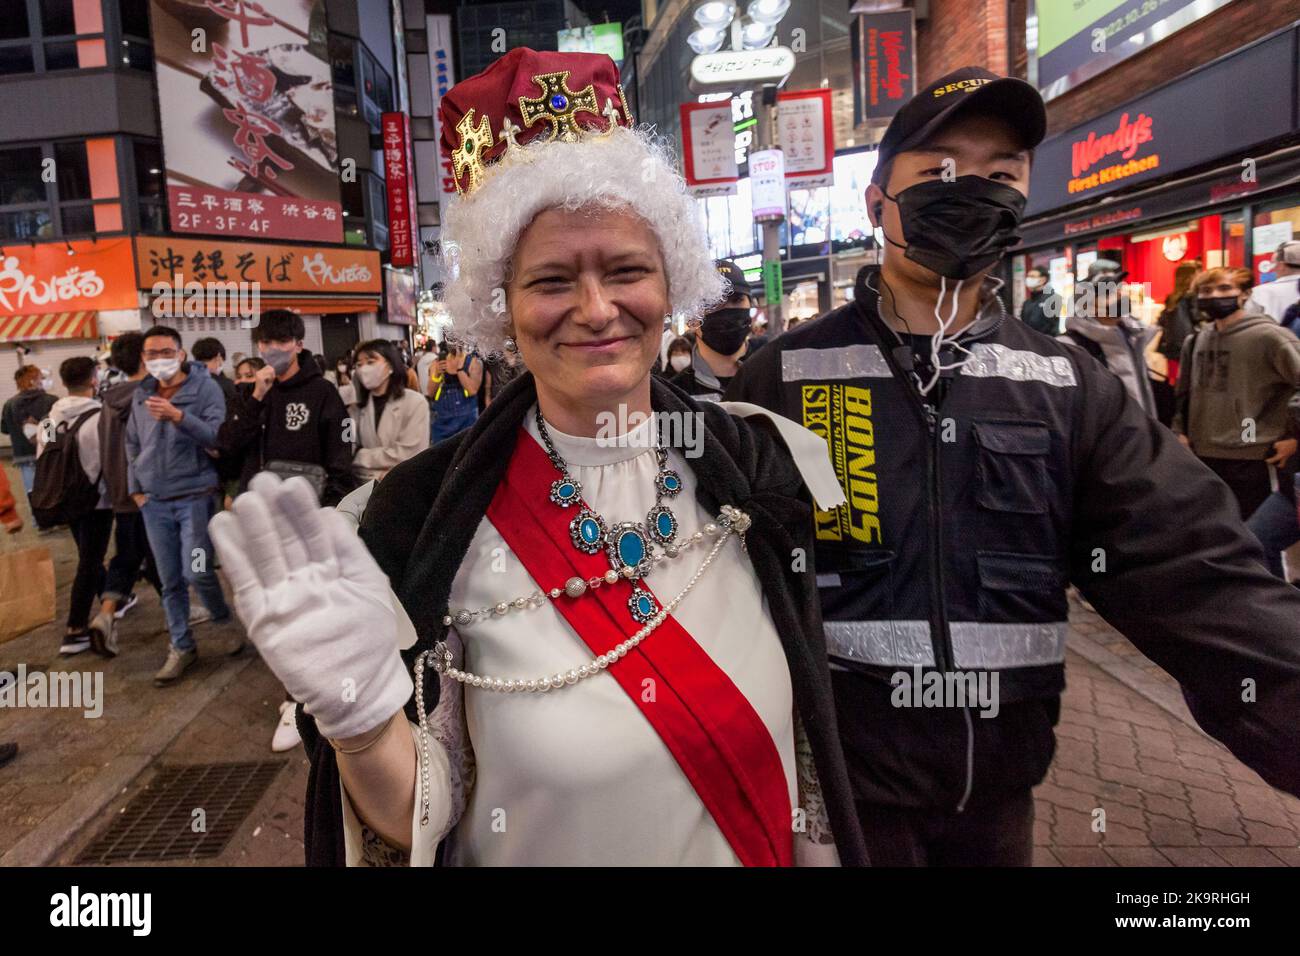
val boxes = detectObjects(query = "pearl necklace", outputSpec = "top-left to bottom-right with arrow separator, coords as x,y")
442,509 -> 736,628
412,504 -> 750,828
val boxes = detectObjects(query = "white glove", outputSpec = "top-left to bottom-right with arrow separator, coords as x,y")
209,472 -> 413,740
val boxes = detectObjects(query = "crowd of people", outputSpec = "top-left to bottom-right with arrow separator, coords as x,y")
0,309 -> 518,753
1013,242 -> 1300,579
3,47 -> 1300,866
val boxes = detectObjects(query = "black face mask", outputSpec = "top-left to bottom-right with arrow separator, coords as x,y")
700,307 -> 752,356
883,175 -> 1028,280
235,381 -> 256,398
1198,295 -> 1241,320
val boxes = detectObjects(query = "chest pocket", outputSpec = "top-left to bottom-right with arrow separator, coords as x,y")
973,421 -> 1050,515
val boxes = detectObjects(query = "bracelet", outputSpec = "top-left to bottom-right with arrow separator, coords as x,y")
330,712 -> 400,755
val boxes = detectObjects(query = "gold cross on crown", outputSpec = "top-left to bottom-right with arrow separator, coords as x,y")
452,109 -> 493,194
519,71 -> 600,142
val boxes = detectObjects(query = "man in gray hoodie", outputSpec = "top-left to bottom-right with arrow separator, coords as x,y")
126,326 -> 232,685
1174,267 -> 1300,520
86,332 -> 162,658
1060,259 -> 1158,417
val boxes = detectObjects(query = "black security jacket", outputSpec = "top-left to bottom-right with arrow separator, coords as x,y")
728,266 -> 1300,810
297,373 -> 871,866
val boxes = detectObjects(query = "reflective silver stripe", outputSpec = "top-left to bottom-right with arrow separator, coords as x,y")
824,620 -> 1069,669
950,622 -> 1068,669
824,620 -> 934,667
960,343 -> 1077,388
782,345 -> 892,381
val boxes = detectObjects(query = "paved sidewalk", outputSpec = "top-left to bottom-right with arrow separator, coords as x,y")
1032,598 -> 1300,867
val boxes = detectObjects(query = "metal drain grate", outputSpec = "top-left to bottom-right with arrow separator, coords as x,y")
76,761 -> 286,864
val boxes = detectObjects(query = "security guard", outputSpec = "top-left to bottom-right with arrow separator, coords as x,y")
673,260 -> 756,402
728,66 -> 1300,865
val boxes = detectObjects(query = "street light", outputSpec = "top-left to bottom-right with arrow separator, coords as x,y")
688,26 -> 727,55
746,0 -> 790,25
740,20 -> 776,49
693,1 -> 737,29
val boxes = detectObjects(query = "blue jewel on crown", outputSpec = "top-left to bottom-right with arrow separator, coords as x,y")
628,586 -> 658,624
569,508 -> 606,555
605,521 -> 655,580
655,470 -> 683,498
550,93 -> 568,111
646,505 -> 677,545
550,476 -> 583,507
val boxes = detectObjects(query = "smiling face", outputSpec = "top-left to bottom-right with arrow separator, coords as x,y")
868,111 -> 1031,287
506,206 -> 669,426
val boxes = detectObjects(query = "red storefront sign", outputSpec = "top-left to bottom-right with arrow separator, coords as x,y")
382,112 -> 417,268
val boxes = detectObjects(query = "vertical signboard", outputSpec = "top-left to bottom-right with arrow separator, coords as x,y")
426,13 -> 458,209
853,9 -> 916,125
777,88 -> 834,189
382,112 -> 417,268
750,150 -> 786,222
680,101 -> 740,197
149,0 -> 343,242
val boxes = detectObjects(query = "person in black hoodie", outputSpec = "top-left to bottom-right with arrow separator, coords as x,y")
1,364 -> 57,495
218,310 -> 357,752
218,309 -> 357,509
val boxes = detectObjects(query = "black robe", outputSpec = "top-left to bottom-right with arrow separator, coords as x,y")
297,372 -> 871,866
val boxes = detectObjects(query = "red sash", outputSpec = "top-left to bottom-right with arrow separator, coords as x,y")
485,429 -> 793,867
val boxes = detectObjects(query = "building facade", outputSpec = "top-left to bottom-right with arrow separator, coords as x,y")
0,0 -> 414,411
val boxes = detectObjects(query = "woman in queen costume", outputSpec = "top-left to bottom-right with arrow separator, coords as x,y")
210,48 -> 870,867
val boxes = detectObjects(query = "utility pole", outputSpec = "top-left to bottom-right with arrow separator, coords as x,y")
754,83 -> 783,333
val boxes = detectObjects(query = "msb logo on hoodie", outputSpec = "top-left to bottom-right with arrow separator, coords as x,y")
285,403 -> 310,430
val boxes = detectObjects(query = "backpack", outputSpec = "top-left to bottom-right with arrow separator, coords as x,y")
29,408 -> 101,529
1283,300 -> 1300,337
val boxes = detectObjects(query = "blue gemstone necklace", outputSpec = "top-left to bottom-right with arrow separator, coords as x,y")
536,408 -> 682,625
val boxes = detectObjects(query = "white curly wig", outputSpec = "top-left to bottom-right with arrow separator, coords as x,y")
439,125 -> 724,355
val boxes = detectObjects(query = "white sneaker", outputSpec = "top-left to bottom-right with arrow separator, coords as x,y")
113,593 -> 139,620
59,633 -> 91,656
271,701 -> 302,752
189,604 -> 212,625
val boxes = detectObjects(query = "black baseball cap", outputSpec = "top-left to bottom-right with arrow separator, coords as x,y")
716,260 -> 751,300
874,66 -> 1047,181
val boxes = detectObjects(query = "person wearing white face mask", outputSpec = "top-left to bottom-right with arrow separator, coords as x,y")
215,309 -> 358,510
125,325 -> 233,685
347,339 -> 429,483
664,336 -> 693,375
1,364 -> 57,495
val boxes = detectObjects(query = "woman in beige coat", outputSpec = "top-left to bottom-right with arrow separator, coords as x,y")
348,339 -> 430,483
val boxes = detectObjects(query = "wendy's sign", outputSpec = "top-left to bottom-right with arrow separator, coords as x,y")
1026,29 -> 1296,217
853,9 -> 915,125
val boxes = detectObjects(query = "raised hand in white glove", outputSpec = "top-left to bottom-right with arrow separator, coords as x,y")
209,471 -> 413,741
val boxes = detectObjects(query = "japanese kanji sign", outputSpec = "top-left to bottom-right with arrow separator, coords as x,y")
381,112 -> 417,268
149,0 -> 343,242
133,237 -> 381,294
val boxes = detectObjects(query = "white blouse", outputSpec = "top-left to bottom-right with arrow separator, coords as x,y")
340,408 -> 838,866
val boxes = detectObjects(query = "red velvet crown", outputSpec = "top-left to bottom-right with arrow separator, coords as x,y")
438,47 -> 634,196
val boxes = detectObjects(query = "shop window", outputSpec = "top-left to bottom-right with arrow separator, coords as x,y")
0,146 -> 51,240
330,36 -> 391,133
0,0 -> 106,74
117,0 -> 152,70
1251,201 -> 1300,281
132,138 -> 164,231
0,138 -> 125,240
